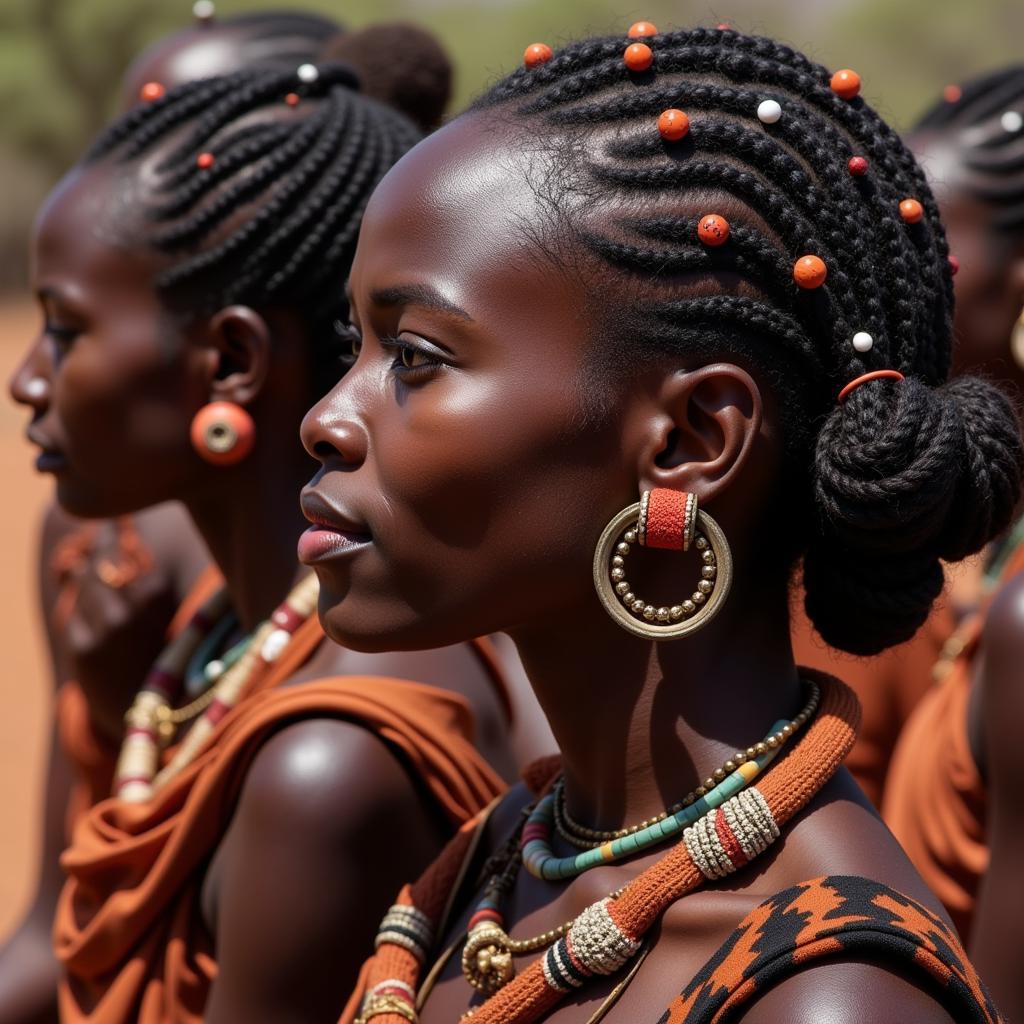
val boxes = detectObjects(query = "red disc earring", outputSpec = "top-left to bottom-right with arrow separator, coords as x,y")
190,401 -> 255,466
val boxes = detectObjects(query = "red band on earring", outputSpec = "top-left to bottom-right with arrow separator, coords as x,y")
645,489 -> 690,550
837,369 -> 905,404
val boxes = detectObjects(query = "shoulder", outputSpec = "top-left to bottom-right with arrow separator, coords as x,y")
979,569 -> 1024,792
737,961 -> 957,1023
232,716 -> 437,838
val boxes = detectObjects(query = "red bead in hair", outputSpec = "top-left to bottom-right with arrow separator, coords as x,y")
196,152 -> 215,170
830,68 -> 861,100
948,254 -> 960,276
847,156 -> 869,176
624,42 -> 653,72
140,81 -> 165,102
793,255 -> 827,289
899,198 -> 924,224
658,109 -> 690,141
697,214 -> 730,246
285,92 -> 300,107
943,84 -> 963,103
628,21 -> 658,38
524,43 -> 553,68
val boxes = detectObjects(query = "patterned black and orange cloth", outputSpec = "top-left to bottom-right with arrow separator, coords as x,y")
661,875 -> 1002,1023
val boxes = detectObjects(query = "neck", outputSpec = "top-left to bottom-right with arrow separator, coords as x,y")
510,567 -> 800,831
185,444 -> 315,631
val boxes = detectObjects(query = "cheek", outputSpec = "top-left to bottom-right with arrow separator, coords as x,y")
372,374 -> 626,586
57,332 -> 192,458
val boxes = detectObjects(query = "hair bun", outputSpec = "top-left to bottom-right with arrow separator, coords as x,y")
319,24 -> 452,132
805,373 -> 1023,654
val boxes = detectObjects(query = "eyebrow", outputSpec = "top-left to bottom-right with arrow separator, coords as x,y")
370,284 -> 473,322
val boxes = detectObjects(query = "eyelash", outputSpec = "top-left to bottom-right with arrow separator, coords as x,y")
341,325 -> 446,380
45,323 -> 77,349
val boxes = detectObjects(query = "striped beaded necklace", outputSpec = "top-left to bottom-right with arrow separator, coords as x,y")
114,573 -> 319,803
350,672 -> 859,1024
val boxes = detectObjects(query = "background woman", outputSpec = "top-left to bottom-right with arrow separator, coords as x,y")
884,65 -> 1024,1019
300,26 -> 1021,1022
8,32 -> 519,1024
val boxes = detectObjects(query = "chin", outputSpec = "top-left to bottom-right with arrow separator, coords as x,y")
315,584 -> 475,655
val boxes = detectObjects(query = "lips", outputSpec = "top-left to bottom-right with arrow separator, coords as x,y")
26,428 -> 68,473
298,488 -> 372,565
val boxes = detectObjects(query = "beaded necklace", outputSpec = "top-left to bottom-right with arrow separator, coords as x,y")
114,573 -> 319,803
352,672 -> 859,1024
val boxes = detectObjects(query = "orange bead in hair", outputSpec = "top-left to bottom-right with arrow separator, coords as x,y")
140,81 -> 165,102
658,109 -> 690,141
196,152 -> 215,170
830,68 -> 861,100
899,198 -> 924,224
524,43 -> 553,68
628,21 -> 658,38
943,84 -> 962,103
624,43 -> 653,72
285,92 -> 300,107
793,255 -> 827,289
697,214 -> 730,246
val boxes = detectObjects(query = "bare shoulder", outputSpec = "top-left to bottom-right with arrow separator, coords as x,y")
738,960 -> 957,1023
764,770 -> 951,920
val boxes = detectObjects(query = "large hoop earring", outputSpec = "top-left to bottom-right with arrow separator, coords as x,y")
592,489 -> 733,640
190,401 -> 255,466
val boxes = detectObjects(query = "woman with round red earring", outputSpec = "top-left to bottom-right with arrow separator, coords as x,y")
6,22 -> 540,1024
307,26 -> 1019,1024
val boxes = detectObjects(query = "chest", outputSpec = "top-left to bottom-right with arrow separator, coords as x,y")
418,875 -> 762,1024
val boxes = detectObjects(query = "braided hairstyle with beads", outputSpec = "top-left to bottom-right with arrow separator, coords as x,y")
474,26 -> 1023,655
914,66 -> 1024,235
85,26 -> 449,385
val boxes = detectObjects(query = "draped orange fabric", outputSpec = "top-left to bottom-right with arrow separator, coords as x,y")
54,614 -> 506,1023
55,565 -> 224,840
791,598 -> 951,806
883,545 -> 1024,942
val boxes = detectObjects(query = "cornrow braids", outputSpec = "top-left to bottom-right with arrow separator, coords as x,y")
84,63 -> 422,378
473,26 -> 1023,654
914,66 -> 1024,234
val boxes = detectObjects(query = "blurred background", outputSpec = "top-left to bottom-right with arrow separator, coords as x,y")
0,0 -> 1022,932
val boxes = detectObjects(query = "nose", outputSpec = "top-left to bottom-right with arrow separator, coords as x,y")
9,337 -> 51,413
301,383 -> 370,468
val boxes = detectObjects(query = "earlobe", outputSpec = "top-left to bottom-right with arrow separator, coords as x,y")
203,305 -> 272,406
638,363 -> 763,503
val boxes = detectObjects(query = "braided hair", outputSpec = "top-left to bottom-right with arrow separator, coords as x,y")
84,45 -> 437,384
473,27 -> 1024,654
914,66 -> 1024,235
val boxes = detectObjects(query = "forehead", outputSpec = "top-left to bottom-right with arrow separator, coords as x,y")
358,111 -> 555,280
33,163 -> 160,296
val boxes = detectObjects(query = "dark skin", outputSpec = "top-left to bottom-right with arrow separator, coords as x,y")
8,151 -> 518,1022
911,133 -> 1024,1019
301,112 -> 959,1021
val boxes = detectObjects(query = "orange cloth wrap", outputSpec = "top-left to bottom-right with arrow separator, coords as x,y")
54,615 -> 504,1024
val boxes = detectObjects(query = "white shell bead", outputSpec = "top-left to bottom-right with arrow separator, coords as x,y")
1001,111 -> 1023,133
297,63 -> 320,84
261,628 -> 291,662
852,331 -> 874,353
192,0 -> 215,19
757,99 -> 782,124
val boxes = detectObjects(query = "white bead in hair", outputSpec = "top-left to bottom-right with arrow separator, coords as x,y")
757,99 -> 782,124
852,331 -> 874,353
192,0 -> 215,23
297,63 -> 320,84
1001,110 -> 1023,133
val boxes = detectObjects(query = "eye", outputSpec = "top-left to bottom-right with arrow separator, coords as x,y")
383,334 -> 447,380
46,323 -> 78,350
399,344 -> 427,369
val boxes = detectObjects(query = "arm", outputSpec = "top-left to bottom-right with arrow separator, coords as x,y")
970,569 -> 1024,1020
203,718 -> 448,1024
738,961 -> 957,1024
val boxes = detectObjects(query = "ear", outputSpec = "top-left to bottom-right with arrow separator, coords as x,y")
633,363 -> 762,504
197,306 -> 272,406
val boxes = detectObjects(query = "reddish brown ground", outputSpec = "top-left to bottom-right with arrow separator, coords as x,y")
0,298 -> 53,936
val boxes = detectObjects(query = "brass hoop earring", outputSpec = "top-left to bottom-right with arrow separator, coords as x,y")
592,492 -> 733,640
